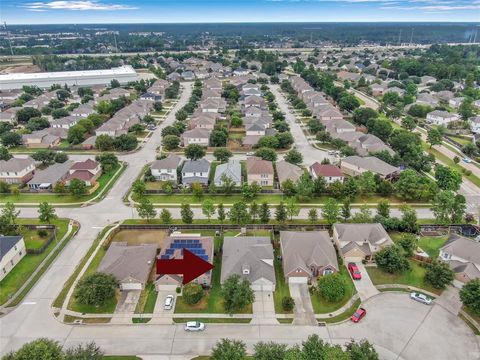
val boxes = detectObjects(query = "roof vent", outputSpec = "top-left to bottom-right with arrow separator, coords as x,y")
242,264 -> 250,275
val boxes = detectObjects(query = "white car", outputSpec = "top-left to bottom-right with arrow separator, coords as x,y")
184,321 -> 205,331
246,152 -> 255,156
410,292 -> 432,305
164,295 -> 174,310
463,157 -> 472,163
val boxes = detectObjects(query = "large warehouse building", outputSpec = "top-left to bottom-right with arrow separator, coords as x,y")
0,65 -> 138,90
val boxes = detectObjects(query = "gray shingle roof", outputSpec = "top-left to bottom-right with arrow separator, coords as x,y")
214,160 -> 242,185
182,158 -> 210,173
0,236 -> 23,261
151,155 -> 181,171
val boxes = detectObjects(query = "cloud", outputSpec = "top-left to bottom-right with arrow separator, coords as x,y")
381,4 -> 480,10
22,1 -> 138,11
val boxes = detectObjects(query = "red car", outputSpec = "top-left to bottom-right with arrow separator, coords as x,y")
348,262 -> 362,280
351,308 -> 366,323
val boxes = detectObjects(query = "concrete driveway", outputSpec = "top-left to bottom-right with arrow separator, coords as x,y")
352,263 -> 379,301
150,290 -> 176,324
436,285 -> 462,315
288,283 -> 316,325
115,290 -> 141,314
252,291 -> 276,324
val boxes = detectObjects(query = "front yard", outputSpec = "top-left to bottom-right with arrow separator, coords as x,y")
366,260 -> 442,295
273,247 -> 292,314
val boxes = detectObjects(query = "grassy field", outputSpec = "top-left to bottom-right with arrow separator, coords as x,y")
21,227 -> 54,249
366,261 -> 442,295
135,282 -> 158,314
310,268 -> 356,314
273,248 -> 292,314
317,298 -> 361,324
0,219 -> 71,305
103,357 -> 142,360
417,235 -> 448,258
0,163 -> 125,204
172,317 -> 251,323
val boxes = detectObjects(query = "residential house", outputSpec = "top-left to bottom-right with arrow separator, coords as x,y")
371,83 -> 388,97
385,86 -> 405,97
189,115 -> 216,130
214,159 -> 242,187
151,154 -> 182,183
246,156 -> 274,187
51,115 -> 81,129
439,234 -> 480,283
181,128 -> 211,147
280,231 -> 339,284
340,156 -> 400,180
420,76 -> 437,85
434,90 -> 455,102
469,116 -> 480,134
140,92 -> 162,102
0,109 -> 18,124
182,71 -> 195,81
64,159 -> 101,186
449,97 -> 464,108
98,242 -> 158,291
71,102 -> 95,117
416,93 -> 439,107
426,110 -> 461,126
276,160 -> 303,186
221,236 -> 276,291
155,232 -> 213,289
309,163 -> 344,184
181,159 -> 211,186
0,157 -> 36,184
27,161 -> 73,190
0,236 -> 26,281
22,131 -> 61,148
333,223 -> 394,262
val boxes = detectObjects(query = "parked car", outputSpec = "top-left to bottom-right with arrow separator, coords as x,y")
184,321 -> 205,331
463,157 -> 472,163
351,308 -> 366,323
410,292 -> 432,305
348,262 -> 362,280
246,152 -> 255,156
164,295 -> 174,310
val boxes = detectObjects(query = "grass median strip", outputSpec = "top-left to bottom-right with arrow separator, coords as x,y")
173,317 -> 251,324
317,298 -> 361,324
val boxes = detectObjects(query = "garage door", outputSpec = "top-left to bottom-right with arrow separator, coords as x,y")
345,256 -> 364,263
252,284 -> 275,292
121,282 -> 142,291
288,277 -> 308,284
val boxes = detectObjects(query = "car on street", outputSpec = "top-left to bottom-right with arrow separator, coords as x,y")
348,262 -> 362,280
164,295 -> 174,310
351,307 -> 366,323
463,157 -> 472,163
410,292 -> 432,305
184,321 -> 205,331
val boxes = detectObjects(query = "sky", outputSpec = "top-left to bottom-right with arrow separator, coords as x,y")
1,0 -> 479,24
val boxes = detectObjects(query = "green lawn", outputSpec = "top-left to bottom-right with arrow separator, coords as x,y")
310,268 -> 356,314
103,357 -> 142,360
20,227 -> 54,249
417,236 -> 448,258
135,282 -> 158,314
273,248 -> 292,314
317,298 -> 361,324
0,219 -> 71,305
0,163 -> 125,205
277,318 -> 294,323
447,135 -> 472,146
366,261 -> 442,295
173,317 -> 251,323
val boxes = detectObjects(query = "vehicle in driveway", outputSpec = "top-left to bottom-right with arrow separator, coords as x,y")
347,262 -> 362,280
246,152 -> 255,156
351,307 -> 366,323
164,295 -> 174,310
410,292 -> 432,305
184,321 -> 205,331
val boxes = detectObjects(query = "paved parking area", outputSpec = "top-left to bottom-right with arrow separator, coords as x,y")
289,283 -> 316,325
252,291 -> 276,324
150,290 -> 175,324
352,263 -> 379,300
115,290 -> 141,314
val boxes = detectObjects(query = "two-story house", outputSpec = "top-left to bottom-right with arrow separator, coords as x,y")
246,156 -> 274,187
151,155 -> 182,183
0,236 -> 26,281
439,234 -> 480,283
0,157 -> 36,184
181,159 -> 211,186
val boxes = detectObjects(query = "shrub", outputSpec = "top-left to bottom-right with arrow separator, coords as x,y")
182,283 -> 204,305
282,296 -> 295,311
37,229 -> 48,238
317,273 -> 346,302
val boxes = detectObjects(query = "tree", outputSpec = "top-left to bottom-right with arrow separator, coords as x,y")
427,127 -> 444,148
242,182 -> 261,201
341,201 -> 351,221
308,208 -> 318,224
69,179 -> 87,197
250,201 -> 259,222
1,131 -> 22,148
275,202 -> 287,223
460,279 -> 480,314
401,116 -> 417,131
67,124 -> 86,144
229,201 -> 250,225
181,203 -> 194,224
211,339 -> 247,360
162,135 -> 180,150
136,198 -> 156,222
395,170 -> 437,201
32,149 -> 55,165
322,198 -> 340,225
132,180 -> 146,198
51,108 -> 69,119
352,108 -> 378,126
254,147 -> 277,161
95,134 -> 115,151
184,144 -> 206,160
434,165 -> 462,191
431,191 -> 466,225
357,171 -> 377,197
4,338 -> 64,360
153,101 -> 163,112
459,98 -> 476,120
213,148 -> 233,162
74,272 -> 118,307
285,198 -> 300,221
38,202 -> 57,223
95,153 -> 119,173
259,203 -> 270,223
254,342 -> 288,360
63,342 -> 103,360
26,117 -> 50,131
16,107 -> 41,123
376,199 -> 390,218
351,204 -> 373,223
210,128 -> 229,147
281,296 -> 295,312
201,199 -> 216,221
221,274 -> 255,314
345,340 -> 379,360
398,233 -> 417,257
281,179 -> 297,197
425,260 -> 455,289
0,146 -> 12,161
317,273 -> 346,302
159,209 -> 172,224
375,246 -> 410,274
54,152 -> 68,163
296,173 -> 315,200
285,148 -> 303,165
182,283 -> 204,305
